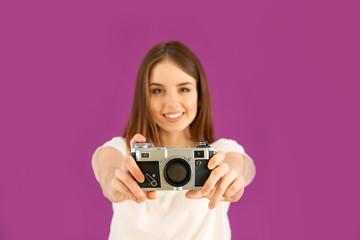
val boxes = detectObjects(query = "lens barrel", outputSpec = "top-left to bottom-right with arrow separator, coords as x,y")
164,158 -> 191,187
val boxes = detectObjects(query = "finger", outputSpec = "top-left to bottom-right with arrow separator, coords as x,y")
201,163 -> 230,196
111,177 -> 138,203
123,155 -> 145,183
185,190 -> 203,199
208,170 -> 238,209
203,188 -> 216,200
224,176 -> 246,200
115,169 -> 147,202
130,134 -> 146,147
186,188 -> 217,200
145,191 -> 157,200
207,151 -> 225,170
229,187 -> 245,202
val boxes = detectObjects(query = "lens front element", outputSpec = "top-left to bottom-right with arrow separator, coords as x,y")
164,158 -> 191,187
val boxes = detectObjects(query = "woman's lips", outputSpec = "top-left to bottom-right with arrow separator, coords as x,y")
163,112 -> 184,122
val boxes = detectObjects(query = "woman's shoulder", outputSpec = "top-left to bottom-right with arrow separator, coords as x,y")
101,136 -> 128,155
210,138 -> 245,154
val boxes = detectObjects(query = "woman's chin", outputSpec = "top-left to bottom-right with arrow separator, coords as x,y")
159,125 -> 190,135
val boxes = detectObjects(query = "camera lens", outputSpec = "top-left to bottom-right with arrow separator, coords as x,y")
164,158 -> 191,187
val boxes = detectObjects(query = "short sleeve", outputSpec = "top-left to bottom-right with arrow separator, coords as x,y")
210,138 -> 246,154
101,137 -> 128,155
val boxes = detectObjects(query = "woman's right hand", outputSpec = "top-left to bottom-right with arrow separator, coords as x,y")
108,134 -> 157,203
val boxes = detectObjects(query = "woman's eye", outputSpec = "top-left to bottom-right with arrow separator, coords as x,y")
180,88 -> 190,93
151,88 -> 163,94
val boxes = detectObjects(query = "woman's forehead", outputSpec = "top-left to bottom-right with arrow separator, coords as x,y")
149,59 -> 196,86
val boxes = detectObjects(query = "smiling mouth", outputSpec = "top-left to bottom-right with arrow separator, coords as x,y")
163,112 -> 184,119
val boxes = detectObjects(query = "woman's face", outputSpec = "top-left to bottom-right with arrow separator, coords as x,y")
149,59 -> 198,135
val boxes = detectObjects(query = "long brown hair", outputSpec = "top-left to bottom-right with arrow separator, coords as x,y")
123,41 -> 214,149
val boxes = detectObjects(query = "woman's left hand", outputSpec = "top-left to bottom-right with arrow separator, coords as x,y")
185,151 -> 246,209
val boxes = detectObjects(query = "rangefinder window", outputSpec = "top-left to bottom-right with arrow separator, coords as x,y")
194,150 -> 204,158
141,152 -> 150,158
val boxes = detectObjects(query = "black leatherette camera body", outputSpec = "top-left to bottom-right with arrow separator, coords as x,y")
131,141 -> 215,191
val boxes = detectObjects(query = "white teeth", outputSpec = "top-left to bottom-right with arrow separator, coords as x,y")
164,112 -> 183,118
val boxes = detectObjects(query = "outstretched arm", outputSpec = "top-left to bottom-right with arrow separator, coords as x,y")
92,134 -> 157,203
186,151 -> 256,209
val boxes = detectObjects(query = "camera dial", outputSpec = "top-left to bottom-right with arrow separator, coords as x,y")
133,143 -> 151,148
197,141 -> 209,148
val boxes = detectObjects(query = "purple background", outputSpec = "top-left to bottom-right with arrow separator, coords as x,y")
1,0 -> 359,239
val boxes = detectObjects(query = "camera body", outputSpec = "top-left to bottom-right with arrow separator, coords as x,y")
131,141 -> 215,191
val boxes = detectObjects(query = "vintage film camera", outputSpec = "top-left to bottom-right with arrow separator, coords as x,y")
131,141 -> 215,191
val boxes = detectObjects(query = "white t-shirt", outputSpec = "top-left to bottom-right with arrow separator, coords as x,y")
92,137 -> 253,240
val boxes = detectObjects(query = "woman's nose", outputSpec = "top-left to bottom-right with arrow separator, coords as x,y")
164,92 -> 180,107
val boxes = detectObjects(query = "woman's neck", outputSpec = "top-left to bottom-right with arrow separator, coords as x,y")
159,128 -> 197,148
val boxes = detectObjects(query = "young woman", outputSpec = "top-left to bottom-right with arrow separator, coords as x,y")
92,41 -> 256,240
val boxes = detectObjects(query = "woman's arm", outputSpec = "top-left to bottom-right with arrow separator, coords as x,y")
224,152 -> 256,187
92,134 -> 157,203
186,151 -> 256,209
92,146 -> 128,203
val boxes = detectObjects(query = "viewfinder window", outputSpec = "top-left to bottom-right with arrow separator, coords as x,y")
194,150 -> 204,158
141,152 -> 150,158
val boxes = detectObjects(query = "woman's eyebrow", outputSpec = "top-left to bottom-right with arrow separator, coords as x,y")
177,82 -> 193,87
149,83 -> 162,86
149,83 -> 163,86
149,82 -> 193,87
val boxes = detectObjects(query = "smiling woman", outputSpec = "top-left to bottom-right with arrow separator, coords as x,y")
91,41 -> 256,240
123,41 -> 215,148
148,59 -> 198,142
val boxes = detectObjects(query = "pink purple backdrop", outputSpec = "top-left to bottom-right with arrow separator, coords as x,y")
1,0 -> 359,239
